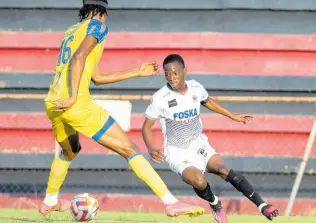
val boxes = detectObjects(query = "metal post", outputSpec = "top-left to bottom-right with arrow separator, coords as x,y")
284,119 -> 316,216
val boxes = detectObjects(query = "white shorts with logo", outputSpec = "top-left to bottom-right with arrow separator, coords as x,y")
164,134 -> 218,176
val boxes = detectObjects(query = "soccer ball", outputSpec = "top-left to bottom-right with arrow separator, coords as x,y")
70,193 -> 99,222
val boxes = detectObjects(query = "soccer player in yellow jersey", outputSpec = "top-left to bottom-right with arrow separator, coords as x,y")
39,0 -> 205,217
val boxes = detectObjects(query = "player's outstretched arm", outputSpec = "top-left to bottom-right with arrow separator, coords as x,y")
142,118 -> 164,163
202,97 -> 253,124
91,62 -> 159,85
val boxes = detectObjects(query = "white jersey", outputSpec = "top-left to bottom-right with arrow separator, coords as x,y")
145,80 -> 209,150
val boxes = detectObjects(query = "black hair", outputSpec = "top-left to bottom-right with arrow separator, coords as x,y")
163,54 -> 185,68
79,0 -> 108,22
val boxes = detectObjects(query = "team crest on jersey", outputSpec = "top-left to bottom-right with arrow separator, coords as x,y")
168,99 -> 177,108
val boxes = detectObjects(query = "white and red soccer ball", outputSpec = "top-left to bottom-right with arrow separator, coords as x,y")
70,193 -> 99,222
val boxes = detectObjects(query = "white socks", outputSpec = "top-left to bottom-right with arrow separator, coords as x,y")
209,195 -> 219,206
43,193 -> 58,206
258,203 -> 268,213
161,192 -> 178,205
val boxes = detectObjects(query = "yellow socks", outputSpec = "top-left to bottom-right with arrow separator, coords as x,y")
44,152 -> 177,206
128,153 -> 178,204
44,153 -> 71,206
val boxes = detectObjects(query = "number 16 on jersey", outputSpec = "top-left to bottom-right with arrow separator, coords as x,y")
57,35 -> 74,66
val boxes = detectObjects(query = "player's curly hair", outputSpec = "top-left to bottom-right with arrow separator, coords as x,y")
79,0 -> 108,22
163,54 -> 185,68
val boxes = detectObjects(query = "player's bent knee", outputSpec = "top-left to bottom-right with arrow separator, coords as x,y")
102,137 -> 137,159
71,144 -> 81,155
120,144 -> 138,159
218,165 -> 230,178
191,174 -> 207,190
61,150 -> 78,161
70,139 -> 82,154
130,141 -> 141,153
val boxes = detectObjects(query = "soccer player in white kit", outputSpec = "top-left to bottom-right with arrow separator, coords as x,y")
142,54 -> 279,222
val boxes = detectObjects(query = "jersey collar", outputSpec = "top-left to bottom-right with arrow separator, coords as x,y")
166,81 -> 188,96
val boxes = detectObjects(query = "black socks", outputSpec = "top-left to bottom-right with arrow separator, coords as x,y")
227,169 -> 264,207
194,183 -> 216,203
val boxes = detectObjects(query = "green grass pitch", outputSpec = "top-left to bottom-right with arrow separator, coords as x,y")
0,209 -> 315,223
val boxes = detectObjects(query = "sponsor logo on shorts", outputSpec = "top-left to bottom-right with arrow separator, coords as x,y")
197,146 -> 208,157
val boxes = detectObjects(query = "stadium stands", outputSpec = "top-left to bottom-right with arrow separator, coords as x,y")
0,0 -> 316,216
2,0 -> 316,33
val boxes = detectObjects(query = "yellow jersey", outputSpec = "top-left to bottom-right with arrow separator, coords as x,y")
45,19 -> 108,102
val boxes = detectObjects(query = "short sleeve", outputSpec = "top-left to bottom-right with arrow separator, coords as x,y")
87,19 -> 109,44
145,99 -> 160,120
199,84 -> 209,102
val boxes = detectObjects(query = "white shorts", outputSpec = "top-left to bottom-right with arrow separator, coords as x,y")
164,134 -> 218,176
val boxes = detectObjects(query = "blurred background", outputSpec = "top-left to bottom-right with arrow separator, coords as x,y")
0,0 -> 316,219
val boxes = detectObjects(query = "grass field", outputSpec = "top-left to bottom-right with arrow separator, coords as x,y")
0,209 -> 315,223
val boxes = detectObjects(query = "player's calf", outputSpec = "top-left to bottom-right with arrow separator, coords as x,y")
182,167 -> 215,202
193,183 -> 228,223
42,134 -> 81,210
207,158 -> 259,205
61,146 -> 80,160
182,167 -> 218,205
226,169 -> 279,219
182,167 -> 227,223
59,133 -> 82,160
226,169 -> 265,207
206,154 -> 278,217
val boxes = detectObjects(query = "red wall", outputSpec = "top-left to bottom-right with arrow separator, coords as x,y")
1,113 -> 315,157
1,32 -> 316,75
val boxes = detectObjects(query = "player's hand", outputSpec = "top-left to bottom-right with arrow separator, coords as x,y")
138,62 -> 159,77
230,113 -> 253,124
50,96 -> 76,112
150,149 -> 164,163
